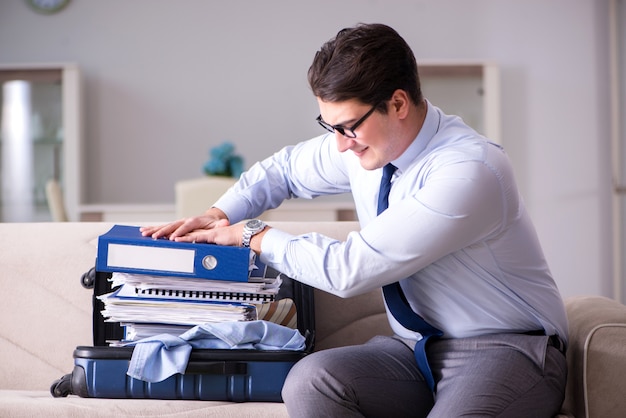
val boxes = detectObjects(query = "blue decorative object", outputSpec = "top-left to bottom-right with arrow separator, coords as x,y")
203,141 -> 245,178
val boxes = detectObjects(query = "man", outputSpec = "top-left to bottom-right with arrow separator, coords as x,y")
142,23 -> 568,417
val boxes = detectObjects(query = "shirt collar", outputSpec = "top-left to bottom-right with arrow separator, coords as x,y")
390,100 -> 440,175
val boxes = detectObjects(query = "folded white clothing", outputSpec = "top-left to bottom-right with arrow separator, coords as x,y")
125,320 -> 306,382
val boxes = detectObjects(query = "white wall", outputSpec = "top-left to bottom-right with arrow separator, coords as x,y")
0,0 -> 614,299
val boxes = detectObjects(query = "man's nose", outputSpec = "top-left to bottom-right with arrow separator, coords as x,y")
336,133 -> 355,153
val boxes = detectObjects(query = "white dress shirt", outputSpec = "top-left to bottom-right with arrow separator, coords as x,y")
214,101 -> 569,343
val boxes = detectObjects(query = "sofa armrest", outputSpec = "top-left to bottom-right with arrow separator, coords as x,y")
561,296 -> 626,418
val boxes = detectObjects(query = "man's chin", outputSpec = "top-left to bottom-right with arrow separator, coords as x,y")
358,159 -> 380,171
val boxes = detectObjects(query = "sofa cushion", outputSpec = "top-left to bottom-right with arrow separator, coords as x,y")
0,222 -> 100,391
314,289 -> 392,351
0,390 -> 289,417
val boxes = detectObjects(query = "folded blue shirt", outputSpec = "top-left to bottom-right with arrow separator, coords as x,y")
125,320 -> 306,382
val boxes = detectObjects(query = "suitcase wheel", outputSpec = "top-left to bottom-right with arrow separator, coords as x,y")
50,373 -> 72,398
80,267 -> 96,289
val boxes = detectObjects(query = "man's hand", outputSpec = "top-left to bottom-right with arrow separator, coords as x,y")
140,207 -> 270,254
173,221 -> 246,247
140,207 -> 229,240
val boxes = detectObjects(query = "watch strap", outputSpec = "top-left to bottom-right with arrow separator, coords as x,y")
242,219 -> 266,248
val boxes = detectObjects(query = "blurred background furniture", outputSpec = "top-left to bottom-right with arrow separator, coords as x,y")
175,176 -> 237,219
174,177 -> 357,221
45,179 -> 68,222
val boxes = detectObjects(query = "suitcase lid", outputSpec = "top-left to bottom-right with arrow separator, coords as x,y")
73,344 -> 310,363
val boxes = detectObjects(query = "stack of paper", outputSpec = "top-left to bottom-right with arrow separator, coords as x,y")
96,225 -> 296,345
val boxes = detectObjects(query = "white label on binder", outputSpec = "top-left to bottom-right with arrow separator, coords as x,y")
107,244 -> 196,273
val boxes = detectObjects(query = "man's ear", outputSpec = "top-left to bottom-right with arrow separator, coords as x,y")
390,89 -> 410,119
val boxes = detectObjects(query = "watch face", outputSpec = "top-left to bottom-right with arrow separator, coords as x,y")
246,219 -> 264,229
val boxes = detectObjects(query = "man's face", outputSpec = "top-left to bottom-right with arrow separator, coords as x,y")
317,98 -> 400,171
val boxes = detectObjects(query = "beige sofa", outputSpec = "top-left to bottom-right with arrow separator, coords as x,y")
0,221 -> 625,417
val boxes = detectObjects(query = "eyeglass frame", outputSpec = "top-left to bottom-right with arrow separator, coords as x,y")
316,104 -> 379,138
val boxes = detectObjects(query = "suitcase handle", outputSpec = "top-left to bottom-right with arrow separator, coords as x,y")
185,361 -> 247,375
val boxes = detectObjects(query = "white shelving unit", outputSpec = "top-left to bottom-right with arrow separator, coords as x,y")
419,61 -> 500,144
0,63 -> 82,222
610,0 -> 626,303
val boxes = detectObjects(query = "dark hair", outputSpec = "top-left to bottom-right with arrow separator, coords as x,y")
308,23 -> 422,113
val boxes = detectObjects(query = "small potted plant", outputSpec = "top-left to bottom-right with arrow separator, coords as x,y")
203,141 -> 244,178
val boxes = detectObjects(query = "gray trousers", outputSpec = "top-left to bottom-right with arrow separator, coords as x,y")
282,333 -> 567,417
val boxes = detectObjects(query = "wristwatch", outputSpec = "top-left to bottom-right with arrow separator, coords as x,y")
242,219 -> 267,248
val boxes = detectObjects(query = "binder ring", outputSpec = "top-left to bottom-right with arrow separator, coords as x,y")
202,255 -> 218,270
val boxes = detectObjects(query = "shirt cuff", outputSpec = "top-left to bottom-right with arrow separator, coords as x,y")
213,193 -> 251,223
259,227 -> 294,265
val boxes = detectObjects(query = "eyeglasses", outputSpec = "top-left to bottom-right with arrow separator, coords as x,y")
316,105 -> 378,138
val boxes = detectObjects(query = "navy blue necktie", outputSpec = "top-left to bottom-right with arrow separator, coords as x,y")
378,163 -> 443,392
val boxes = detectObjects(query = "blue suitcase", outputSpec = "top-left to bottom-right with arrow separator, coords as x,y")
66,343 -> 310,402
51,265 -> 315,402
